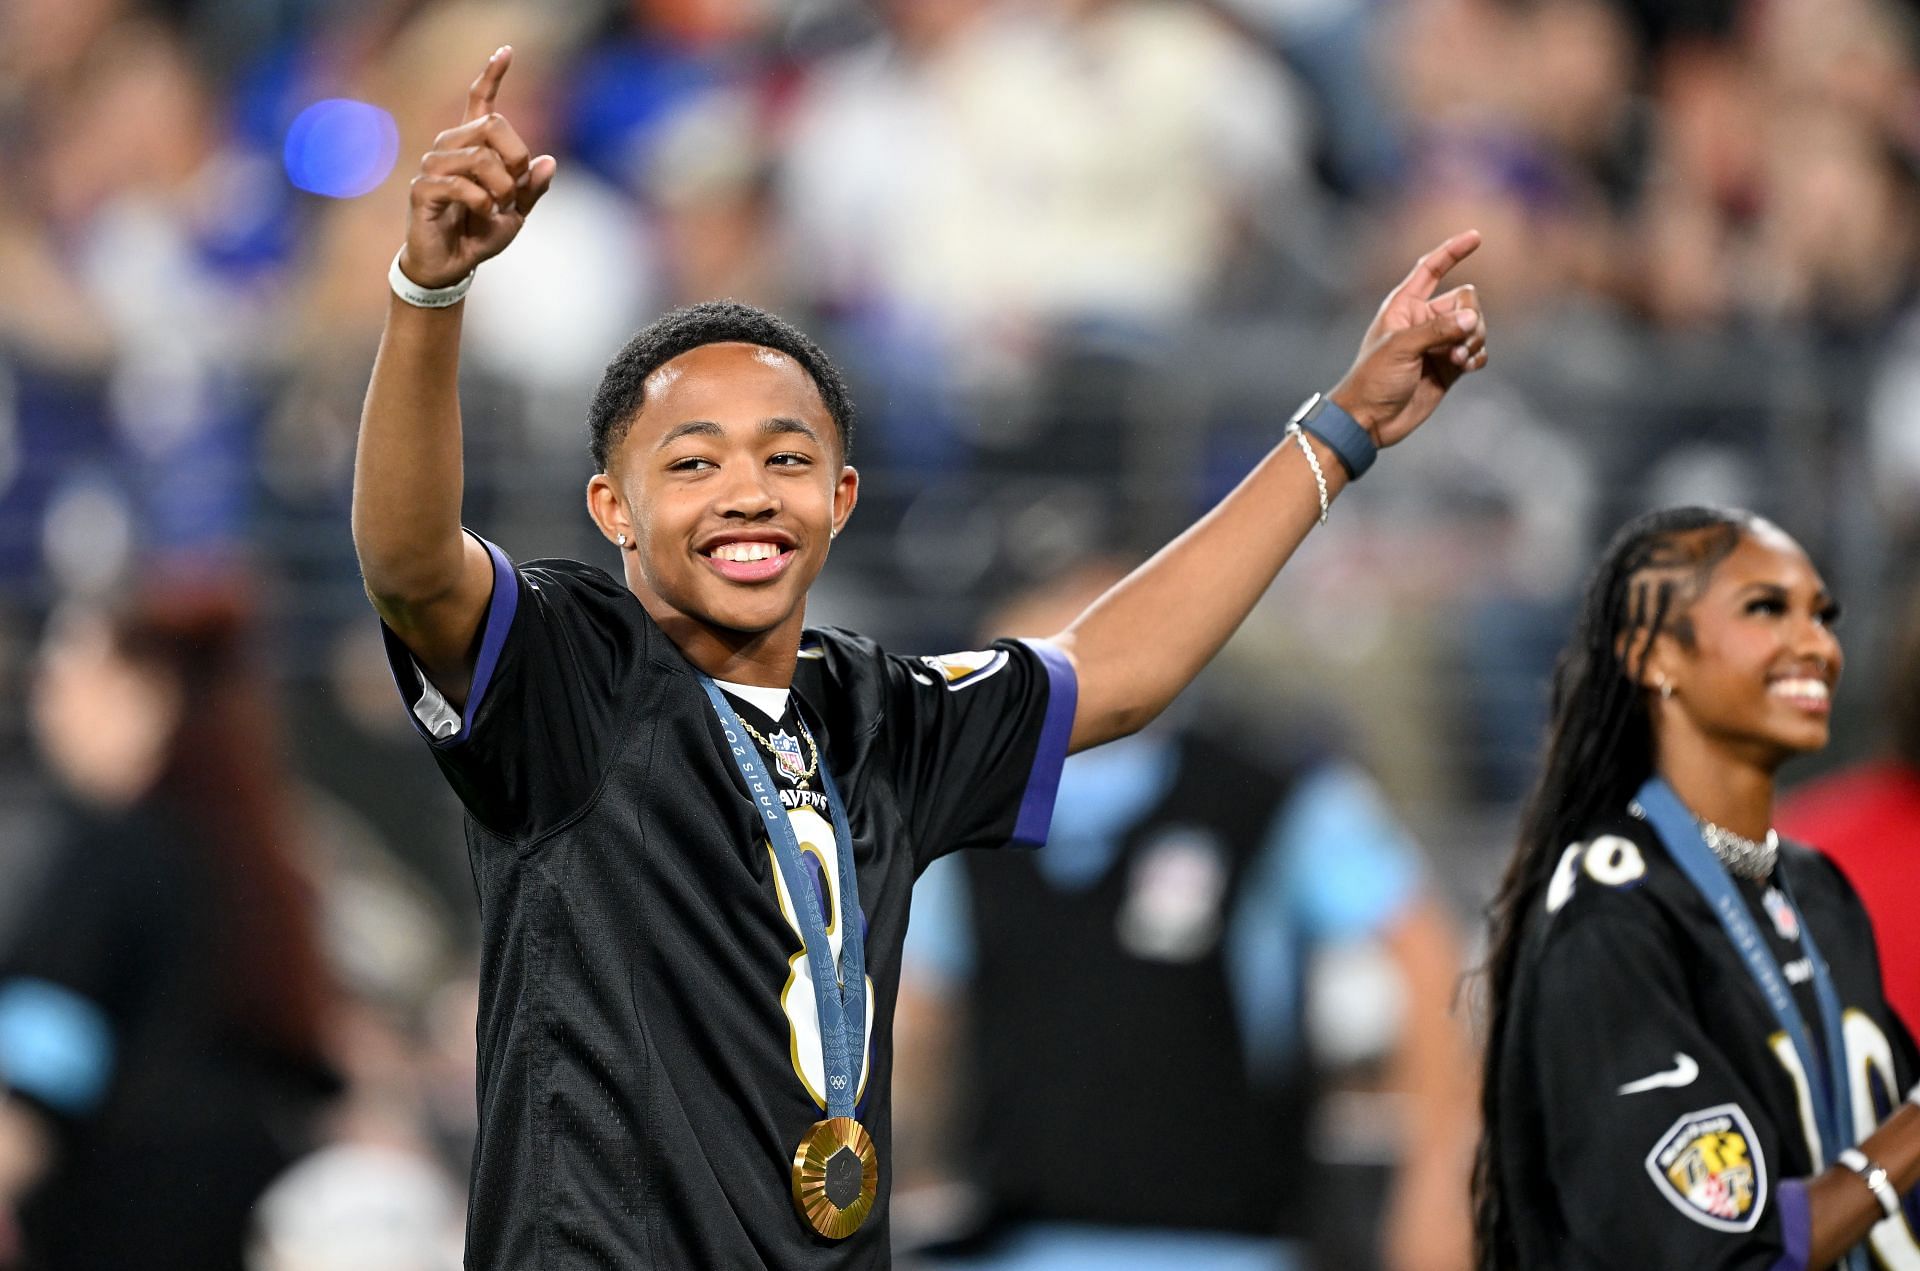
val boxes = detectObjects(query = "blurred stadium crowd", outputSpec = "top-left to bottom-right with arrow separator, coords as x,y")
1,0 -> 1918,1265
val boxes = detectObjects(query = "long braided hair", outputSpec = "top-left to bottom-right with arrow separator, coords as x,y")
1472,505 -> 1756,1270
114,579 -> 337,1069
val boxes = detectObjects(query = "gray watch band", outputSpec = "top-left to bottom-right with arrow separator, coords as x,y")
1289,392 -> 1377,480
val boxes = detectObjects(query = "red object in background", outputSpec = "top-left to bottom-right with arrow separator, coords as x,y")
1779,762 -> 1920,1038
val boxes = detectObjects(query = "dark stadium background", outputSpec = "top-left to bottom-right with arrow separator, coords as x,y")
1,0 -> 1915,1264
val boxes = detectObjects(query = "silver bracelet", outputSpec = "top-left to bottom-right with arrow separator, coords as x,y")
389,249 -> 474,309
1838,1147 -> 1904,1221
1285,423 -> 1329,526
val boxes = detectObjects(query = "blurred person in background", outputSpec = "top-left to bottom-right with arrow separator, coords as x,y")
558,0 -> 782,199
1779,573 -> 1920,1035
778,0 -> 1316,474
1378,0 -> 1633,325
896,561 -> 1477,1271
1476,507 -> 1920,1270
245,797 -> 477,1271
782,0 -> 1311,336
0,8 -> 295,583
0,579 -> 339,1270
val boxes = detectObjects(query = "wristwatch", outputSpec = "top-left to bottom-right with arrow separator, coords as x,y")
1838,1148 -> 1903,1221
1289,392 -> 1377,480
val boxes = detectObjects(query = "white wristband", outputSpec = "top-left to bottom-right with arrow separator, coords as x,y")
1838,1147 -> 1904,1221
389,250 -> 473,309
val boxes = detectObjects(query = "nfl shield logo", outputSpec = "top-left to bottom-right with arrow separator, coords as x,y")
1762,888 -> 1800,941
769,730 -> 807,782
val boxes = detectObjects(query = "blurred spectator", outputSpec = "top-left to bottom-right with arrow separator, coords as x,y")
248,1141 -> 464,1271
781,0 -> 1314,387
645,84 -> 792,309
895,563 -> 1477,1271
0,12 -> 296,592
1867,312 -> 1920,556
550,0 -> 794,309
248,790 -> 476,1271
0,578 -> 339,1270
559,0 -> 780,193
1778,574 -> 1920,1034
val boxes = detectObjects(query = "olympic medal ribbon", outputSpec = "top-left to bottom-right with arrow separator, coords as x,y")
1636,777 -> 1865,1271
701,677 -> 867,1116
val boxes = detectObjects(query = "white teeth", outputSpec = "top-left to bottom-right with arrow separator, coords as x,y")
710,541 -> 782,562
1769,678 -> 1830,700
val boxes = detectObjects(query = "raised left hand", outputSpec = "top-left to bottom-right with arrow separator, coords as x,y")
1328,229 -> 1487,448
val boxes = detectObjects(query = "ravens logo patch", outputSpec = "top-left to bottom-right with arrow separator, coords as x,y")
918,649 -> 1009,691
1644,1104 -> 1765,1231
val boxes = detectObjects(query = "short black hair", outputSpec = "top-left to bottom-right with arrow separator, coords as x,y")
586,300 -> 856,472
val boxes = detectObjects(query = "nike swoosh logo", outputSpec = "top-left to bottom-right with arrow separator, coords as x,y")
908,669 -> 935,686
1618,1052 -> 1699,1095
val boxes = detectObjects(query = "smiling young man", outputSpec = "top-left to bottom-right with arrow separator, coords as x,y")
353,48 -> 1488,1270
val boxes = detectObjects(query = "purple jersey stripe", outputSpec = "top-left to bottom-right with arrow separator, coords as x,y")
1769,1180 -> 1810,1271
458,537 -> 519,741
380,532 -> 521,747
1011,638 -> 1078,847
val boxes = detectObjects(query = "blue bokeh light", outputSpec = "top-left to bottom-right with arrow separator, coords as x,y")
283,99 -> 399,199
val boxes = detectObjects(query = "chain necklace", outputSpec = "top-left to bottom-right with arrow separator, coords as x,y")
735,712 -> 820,787
1699,820 -> 1780,881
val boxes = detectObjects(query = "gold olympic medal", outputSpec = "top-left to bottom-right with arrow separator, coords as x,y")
791,1116 -> 879,1238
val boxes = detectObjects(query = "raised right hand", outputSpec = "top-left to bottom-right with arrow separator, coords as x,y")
1327,229 -> 1486,449
399,45 -> 557,289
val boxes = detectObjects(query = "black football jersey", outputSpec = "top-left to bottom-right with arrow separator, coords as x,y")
1490,805 -> 1920,1270
381,541 -> 1076,1269
956,729 -> 1319,1236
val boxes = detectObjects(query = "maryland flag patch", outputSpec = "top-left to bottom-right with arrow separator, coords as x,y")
1644,1104 -> 1765,1231
918,649 -> 1009,691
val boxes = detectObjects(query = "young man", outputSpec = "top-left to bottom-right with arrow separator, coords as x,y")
353,46 -> 1488,1270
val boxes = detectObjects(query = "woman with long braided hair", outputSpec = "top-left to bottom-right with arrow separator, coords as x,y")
0,579 -> 340,1269
1475,506 -> 1920,1271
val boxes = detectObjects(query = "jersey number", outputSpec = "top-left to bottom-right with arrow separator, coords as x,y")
1771,1012 -> 1920,1268
767,806 -> 876,1110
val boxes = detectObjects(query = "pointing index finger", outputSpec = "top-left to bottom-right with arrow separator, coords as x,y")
465,45 -> 512,124
1396,229 -> 1482,303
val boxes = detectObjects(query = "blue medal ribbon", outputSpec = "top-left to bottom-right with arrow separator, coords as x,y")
701,677 -> 867,1118
1636,776 -> 1864,1268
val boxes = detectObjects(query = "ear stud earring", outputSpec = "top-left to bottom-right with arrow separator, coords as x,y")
617,533 -> 627,547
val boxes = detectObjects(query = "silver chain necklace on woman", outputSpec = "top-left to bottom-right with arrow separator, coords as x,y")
1699,820 -> 1780,880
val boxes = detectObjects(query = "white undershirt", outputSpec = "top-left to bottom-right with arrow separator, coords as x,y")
714,678 -> 791,721
411,661 -> 462,739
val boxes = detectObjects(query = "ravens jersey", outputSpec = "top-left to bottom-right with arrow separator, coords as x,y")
382,540 -> 1076,1269
1490,805 -> 1920,1269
